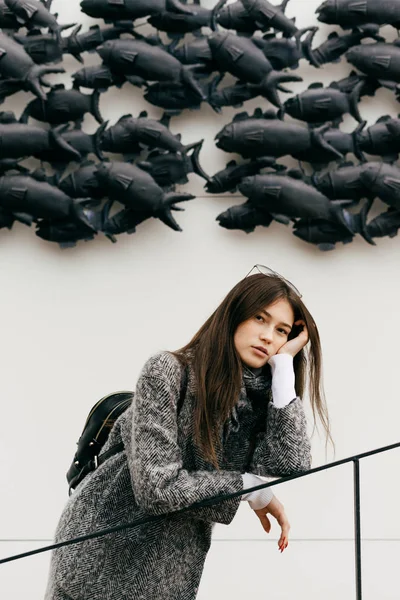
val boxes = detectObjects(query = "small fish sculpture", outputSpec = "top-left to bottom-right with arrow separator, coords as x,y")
94,161 -> 195,231
0,170 -> 96,230
59,160 -> 105,200
96,38 -> 206,100
20,84 -> 104,126
5,0 -> 73,41
238,171 -> 353,232
346,41 -> 400,84
216,200 -> 274,232
0,30 -> 64,100
215,108 -> 344,161
317,0 -> 400,30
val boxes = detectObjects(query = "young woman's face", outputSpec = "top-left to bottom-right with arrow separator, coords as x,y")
234,299 -> 295,368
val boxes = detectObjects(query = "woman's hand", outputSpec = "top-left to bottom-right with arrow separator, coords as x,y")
254,495 -> 290,552
277,319 -> 309,357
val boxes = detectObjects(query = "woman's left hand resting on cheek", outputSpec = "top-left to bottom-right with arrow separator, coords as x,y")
277,320 -> 309,358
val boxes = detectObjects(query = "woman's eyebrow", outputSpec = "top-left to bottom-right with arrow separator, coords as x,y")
261,310 -> 292,330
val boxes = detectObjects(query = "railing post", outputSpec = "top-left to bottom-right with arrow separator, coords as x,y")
353,459 -> 362,600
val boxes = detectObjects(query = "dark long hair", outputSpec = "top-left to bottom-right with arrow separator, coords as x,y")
172,273 -> 331,468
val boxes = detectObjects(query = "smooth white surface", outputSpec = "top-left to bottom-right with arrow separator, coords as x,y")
1,0 -> 400,598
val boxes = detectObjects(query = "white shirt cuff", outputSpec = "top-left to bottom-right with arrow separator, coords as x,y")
268,353 -> 296,408
241,473 -> 275,510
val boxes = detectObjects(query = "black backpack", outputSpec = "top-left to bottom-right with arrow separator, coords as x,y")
66,368 -> 188,494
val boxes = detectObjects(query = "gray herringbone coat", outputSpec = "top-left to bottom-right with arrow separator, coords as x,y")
45,351 -> 311,600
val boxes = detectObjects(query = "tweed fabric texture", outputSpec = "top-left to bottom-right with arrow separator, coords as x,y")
45,351 -> 311,600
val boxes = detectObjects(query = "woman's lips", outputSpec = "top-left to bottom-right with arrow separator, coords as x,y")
252,346 -> 268,357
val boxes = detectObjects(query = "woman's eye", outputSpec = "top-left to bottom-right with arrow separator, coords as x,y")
278,328 -> 288,335
255,315 -> 264,322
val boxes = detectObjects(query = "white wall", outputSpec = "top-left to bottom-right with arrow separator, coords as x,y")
1,0 -> 400,598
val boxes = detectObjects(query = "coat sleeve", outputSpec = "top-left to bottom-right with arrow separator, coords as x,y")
249,397 -> 312,477
124,357 -> 243,525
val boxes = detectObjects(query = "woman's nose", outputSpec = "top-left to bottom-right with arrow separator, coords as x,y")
260,327 -> 274,342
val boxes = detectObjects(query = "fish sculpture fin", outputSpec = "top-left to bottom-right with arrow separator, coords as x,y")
308,82 -> 324,89
376,114 -> 392,123
91,89 -> 103,124
372,55 -> 391,69
13,211 -> 33,225
270,212 -> 290,225
113,173 -> 134,190
232,111 -> 249,122
119,50 -> 139,64
9,186 -> 27,201
243,129 -> 265,142
347,1 -> 367,14
262,185 -> 282,198
318,243 -> 336,251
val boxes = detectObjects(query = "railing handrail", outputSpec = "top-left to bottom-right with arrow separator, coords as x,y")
1,438 -> 399,576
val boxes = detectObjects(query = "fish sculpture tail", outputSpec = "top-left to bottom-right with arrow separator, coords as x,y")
256,71 -> 303,108
91,89 -> 103,124
157,191 -> 195,231
181,64 -> 208,100
29,64 -> 65,100
49,124 -> 82,161
186,140 -> 211,181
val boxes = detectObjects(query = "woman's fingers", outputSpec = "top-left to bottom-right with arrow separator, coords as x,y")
258,513 -> 271,533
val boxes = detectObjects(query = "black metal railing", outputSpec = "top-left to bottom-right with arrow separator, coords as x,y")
1,440 -> 400,599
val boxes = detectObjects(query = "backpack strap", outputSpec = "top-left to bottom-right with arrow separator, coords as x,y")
96,365 -> 188,470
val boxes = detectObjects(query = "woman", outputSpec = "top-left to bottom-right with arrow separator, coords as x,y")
45,265 -> 330,600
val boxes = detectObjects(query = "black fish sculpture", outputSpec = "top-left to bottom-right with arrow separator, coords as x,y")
359,161 -> 400,210
80,0 -> 196,22
101,206 -> 153,237
357,115 -> 400,162
216,200 -> 274,232
366,208 -> 400,239
100,112 -> 203,156
292,218 -> 356,250
137,142 -> 210,187
96,38 -> 206,100
0,30 -> 64,99
281,77 -> 366,124
346,41 -> 400,85
205,157 -> 283,194
217,0 -> 303,39
35,215 -> 99,248
5,0 -> 73,41
0,171 -> 96,230
72,64 -> 125,91
217,0 -> 263,34
13,30 -> 66,64
148,3 -> 214,37
215,108 -> 344,161
302,24 -> 384,68
316,0 -> 400,30
0,111 -> 82,161
208,78 -> 259,111
252,33 -> 304,70
206,31 -> 302,108
170,36 -> 219,70
20,84 -> 103,126
62,22 -> 134,63
144,80 -> 207,113
313,162 -> 372,202
94,161 -> 195,231
293,200 -> 373,249
59,161 -> 105,200
36,122 -> 107,166
238,171 -> 353,231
